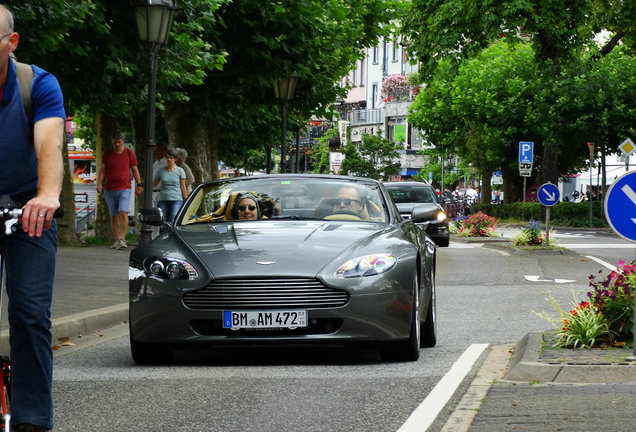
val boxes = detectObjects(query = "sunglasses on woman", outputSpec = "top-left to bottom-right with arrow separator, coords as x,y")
239,205 -> 256,212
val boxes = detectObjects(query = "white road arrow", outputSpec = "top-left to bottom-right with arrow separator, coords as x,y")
621,184 -> 636,224
525,275 -> 576,283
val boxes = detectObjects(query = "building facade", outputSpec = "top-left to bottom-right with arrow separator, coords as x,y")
338,37 -> 425,179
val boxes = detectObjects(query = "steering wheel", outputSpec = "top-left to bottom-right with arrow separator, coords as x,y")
324,210 -> 362,220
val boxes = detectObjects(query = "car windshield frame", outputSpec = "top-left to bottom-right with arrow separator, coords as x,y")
178,176 -> 389,225
386,184 -> 438,204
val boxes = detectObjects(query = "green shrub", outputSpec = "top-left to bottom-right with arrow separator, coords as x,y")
474,201 -> 607,227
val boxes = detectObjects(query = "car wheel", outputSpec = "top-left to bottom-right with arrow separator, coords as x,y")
420,272 -> 437,348
381,273 -> 420,362
129,324 -> 173,365
437,236 -> 450,247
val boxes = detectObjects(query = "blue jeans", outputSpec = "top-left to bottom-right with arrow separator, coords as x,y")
158,200 -> 183,223
5,221 -> 57,429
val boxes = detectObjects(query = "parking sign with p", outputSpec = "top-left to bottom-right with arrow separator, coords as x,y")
519,142 -> 534,163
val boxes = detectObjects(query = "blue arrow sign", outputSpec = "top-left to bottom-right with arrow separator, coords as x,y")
605,171 -> 636,242
519,141 -> 534,164
538,182 -> 560,206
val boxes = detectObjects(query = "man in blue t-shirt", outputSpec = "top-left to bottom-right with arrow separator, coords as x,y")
0,4 -> 66,431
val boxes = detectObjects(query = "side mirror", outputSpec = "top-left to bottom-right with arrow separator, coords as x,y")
411,204 -> 447,226
138,207 -> 164,226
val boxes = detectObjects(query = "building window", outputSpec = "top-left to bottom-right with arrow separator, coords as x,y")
372,46 -> 378,64
371,83 -> 378,109
387,117 -> 407,145
359,59 -> 364,86
352,66 -> 357,86
392,44 -> 399,62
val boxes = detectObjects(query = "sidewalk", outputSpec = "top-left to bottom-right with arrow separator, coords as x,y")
441,335 -> 636,432
0,245 -> 130,353
444,229 -> 636,432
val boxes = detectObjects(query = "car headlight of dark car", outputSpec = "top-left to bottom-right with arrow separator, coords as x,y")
146,257 -> 198,280
436,210 -> 447,222
335,254 -> 397,278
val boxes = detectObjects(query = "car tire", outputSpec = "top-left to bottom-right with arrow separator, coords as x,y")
420,278 -> 437,348
130,338 -> 173,365
381,274 -> 420,362
437,236 -> 450,247
129,323 -> 173,365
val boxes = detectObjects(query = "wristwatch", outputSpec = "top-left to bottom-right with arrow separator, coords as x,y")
138,183 -> 144,187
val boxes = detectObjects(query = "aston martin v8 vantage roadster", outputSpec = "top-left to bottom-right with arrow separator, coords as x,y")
129,174 -> 437,363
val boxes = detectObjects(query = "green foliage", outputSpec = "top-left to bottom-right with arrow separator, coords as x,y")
588,260 -> 635,344
310,128 -> 339,174
475,201 -> 607,227
536,291 -> 615,349
340,131 -> 402,180
512,219 -> 557,247
404,0 -> 636,198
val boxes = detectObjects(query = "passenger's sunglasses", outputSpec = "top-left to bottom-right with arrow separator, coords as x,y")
338,198 -> 361,206
238,205 -> 256,212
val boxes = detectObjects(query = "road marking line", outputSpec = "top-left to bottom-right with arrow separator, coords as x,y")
560,243 -> 635,249
397,343 -> 489,432
584,255 -> 617,272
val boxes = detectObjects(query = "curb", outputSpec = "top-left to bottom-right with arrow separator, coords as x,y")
505,331 -> 636,383
0,303 -> 128,354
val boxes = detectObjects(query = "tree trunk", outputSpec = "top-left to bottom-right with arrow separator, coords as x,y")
57,131 -> 79,244
208,120 -> 220,180
480,169 -> 492,204
94,113 -> 120,242
163,102 -> 214,186
540,145 -> 560,186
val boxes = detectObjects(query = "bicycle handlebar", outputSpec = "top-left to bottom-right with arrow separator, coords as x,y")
0,198 -> 64,237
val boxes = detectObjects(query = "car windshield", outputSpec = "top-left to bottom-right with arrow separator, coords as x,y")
387,185 -> 438,204
179,176 -> 388,224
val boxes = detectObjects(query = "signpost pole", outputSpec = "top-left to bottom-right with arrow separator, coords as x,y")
545,206 -> 550,245
588,142 -> 595,228
523,178 -> 527,202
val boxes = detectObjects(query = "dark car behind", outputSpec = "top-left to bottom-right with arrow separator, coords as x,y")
384,182 -> 450,247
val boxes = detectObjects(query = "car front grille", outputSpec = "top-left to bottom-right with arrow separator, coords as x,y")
182,278 -> 350,310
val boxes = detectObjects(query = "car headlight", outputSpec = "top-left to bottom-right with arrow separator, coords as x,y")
436,211 -> 447,222
335,254 -> 397,278
146,257 -> 198,280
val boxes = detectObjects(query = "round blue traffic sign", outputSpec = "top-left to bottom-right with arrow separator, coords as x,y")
605,171 -> 636,242
537,183 -> 560,206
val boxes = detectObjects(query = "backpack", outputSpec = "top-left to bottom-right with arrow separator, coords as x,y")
12,55 -> 34,122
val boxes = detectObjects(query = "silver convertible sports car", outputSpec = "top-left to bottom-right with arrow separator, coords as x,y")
129,174 -> 437,363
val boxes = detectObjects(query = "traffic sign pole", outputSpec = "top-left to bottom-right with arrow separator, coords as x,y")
588,142 -> 595,228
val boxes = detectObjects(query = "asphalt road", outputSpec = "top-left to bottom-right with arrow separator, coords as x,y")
48,228 -> 635,431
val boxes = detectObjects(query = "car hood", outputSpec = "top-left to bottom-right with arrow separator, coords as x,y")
395,202 -> 440,213
177,220 -> 384,278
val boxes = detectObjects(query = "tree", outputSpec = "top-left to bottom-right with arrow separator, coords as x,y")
8,0 -> 400,240
402,0 -> 635,187
340,131 -> 402,180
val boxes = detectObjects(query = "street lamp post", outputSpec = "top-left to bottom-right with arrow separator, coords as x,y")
133,0 -> 175,245
273,73 -> 298,173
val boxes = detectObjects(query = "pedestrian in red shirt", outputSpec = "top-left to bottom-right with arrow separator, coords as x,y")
96,131 -> 143,249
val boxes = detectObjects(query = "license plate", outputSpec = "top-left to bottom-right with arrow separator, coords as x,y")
223,310 -> 307,330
